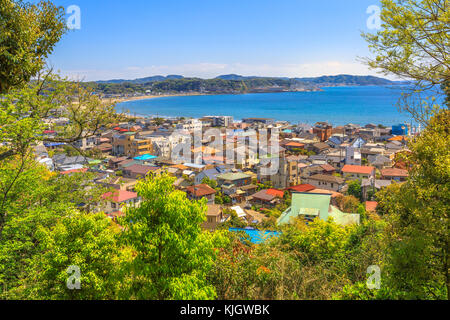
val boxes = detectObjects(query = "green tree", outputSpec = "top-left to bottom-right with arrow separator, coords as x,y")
16,212 -> 127,299
201,176 -> 218,189
0,0 -> 66,93
119,173 -> 223,300
335,195 -> 361,213
363,0 -> 449,299
378,110 -> 449,299
363,0 -> 449,126
347,180 -> 362,201
0,160 -> 112,298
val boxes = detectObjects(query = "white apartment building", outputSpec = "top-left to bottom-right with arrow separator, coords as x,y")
176,119 -> 203,131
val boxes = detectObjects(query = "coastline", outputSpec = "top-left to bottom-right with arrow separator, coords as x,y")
103,92 -> 207,104
105,88 -> 325,104
109,85 -> 414,126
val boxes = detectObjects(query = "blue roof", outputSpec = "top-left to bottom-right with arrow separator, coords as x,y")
199,166 -> 230,180
229,228 -> 280,244
183,162 -> 205,169
44,142 -> 65,147
329,136 -> 342,145
133,154 -> 157,161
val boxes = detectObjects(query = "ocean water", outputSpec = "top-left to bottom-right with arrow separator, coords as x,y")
117,85 -> 421,126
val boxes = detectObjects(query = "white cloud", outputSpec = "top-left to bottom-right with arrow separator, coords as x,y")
61,61 -> 394,81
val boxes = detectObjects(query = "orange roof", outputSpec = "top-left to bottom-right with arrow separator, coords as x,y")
186,184 -> 217,197
389,136 -> 406,141
342,165 -> 375,175
365,201 -> 378,212
60,168 -> 88,175
102,190 -> 138,203
171,164 -> 188,170
285,142 -> 305,148
266,189 -> 284,198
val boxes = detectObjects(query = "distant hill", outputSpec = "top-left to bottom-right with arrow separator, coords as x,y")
96,74 -> 396,86
88,74 -> 400,96
293,74 -> 396,86
97,74 -> 184,84
216,74 -> 291,81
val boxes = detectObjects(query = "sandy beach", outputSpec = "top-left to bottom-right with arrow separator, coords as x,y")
103,92 -> 206,104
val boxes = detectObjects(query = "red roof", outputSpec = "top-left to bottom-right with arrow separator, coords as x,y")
266,189 -> 284,198
321,164 -> 336,172
186,184 -> 217,197
365,201 -> 378,212
381,168 -> 409,177
60,168 -> 88,175
43,130 -> 56,134
107,211 -> 124,219
342,165 -> 375,175
102,190 -> 138,203
251,189 -> 283,201
287,184 -> 316,192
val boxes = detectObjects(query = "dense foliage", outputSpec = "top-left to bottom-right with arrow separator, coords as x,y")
85,75 -> 399,96
0,0 -> 66,93
0,0 -> 448,300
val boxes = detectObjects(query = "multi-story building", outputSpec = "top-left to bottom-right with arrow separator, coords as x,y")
176,119 -> 203,131
313,122 -> 333,142
345,146 -> 362,166
203,116 -> 234,127
111,132 -> 153,157
242,118 -> 274,125
257,155 -> 303,189
73,136 -> 97,151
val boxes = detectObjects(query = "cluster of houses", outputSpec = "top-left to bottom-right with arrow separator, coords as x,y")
34,115 -> 411,230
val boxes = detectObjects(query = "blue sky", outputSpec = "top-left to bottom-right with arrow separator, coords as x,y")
45,0 -> 385,81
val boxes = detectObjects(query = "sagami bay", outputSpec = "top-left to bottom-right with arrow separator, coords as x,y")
116,85 -> 417,126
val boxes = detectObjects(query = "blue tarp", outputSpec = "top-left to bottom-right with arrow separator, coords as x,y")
229,228 -> 280,244
44,142 -> 65,147
133,154 -> 157,161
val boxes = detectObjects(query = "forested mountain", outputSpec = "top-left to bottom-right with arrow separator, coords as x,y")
295,74 -> 397,86
87,74 -> 399,95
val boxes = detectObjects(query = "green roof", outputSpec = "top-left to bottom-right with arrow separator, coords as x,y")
278,192 -> 331,225
329,206 -> 360,225
277,192 -> 360,226
298,208 -> 320,216
217,172 -> 251,181
121,160 -> 140,168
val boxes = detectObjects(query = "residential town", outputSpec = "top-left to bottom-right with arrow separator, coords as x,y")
35,114 -> 412,235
